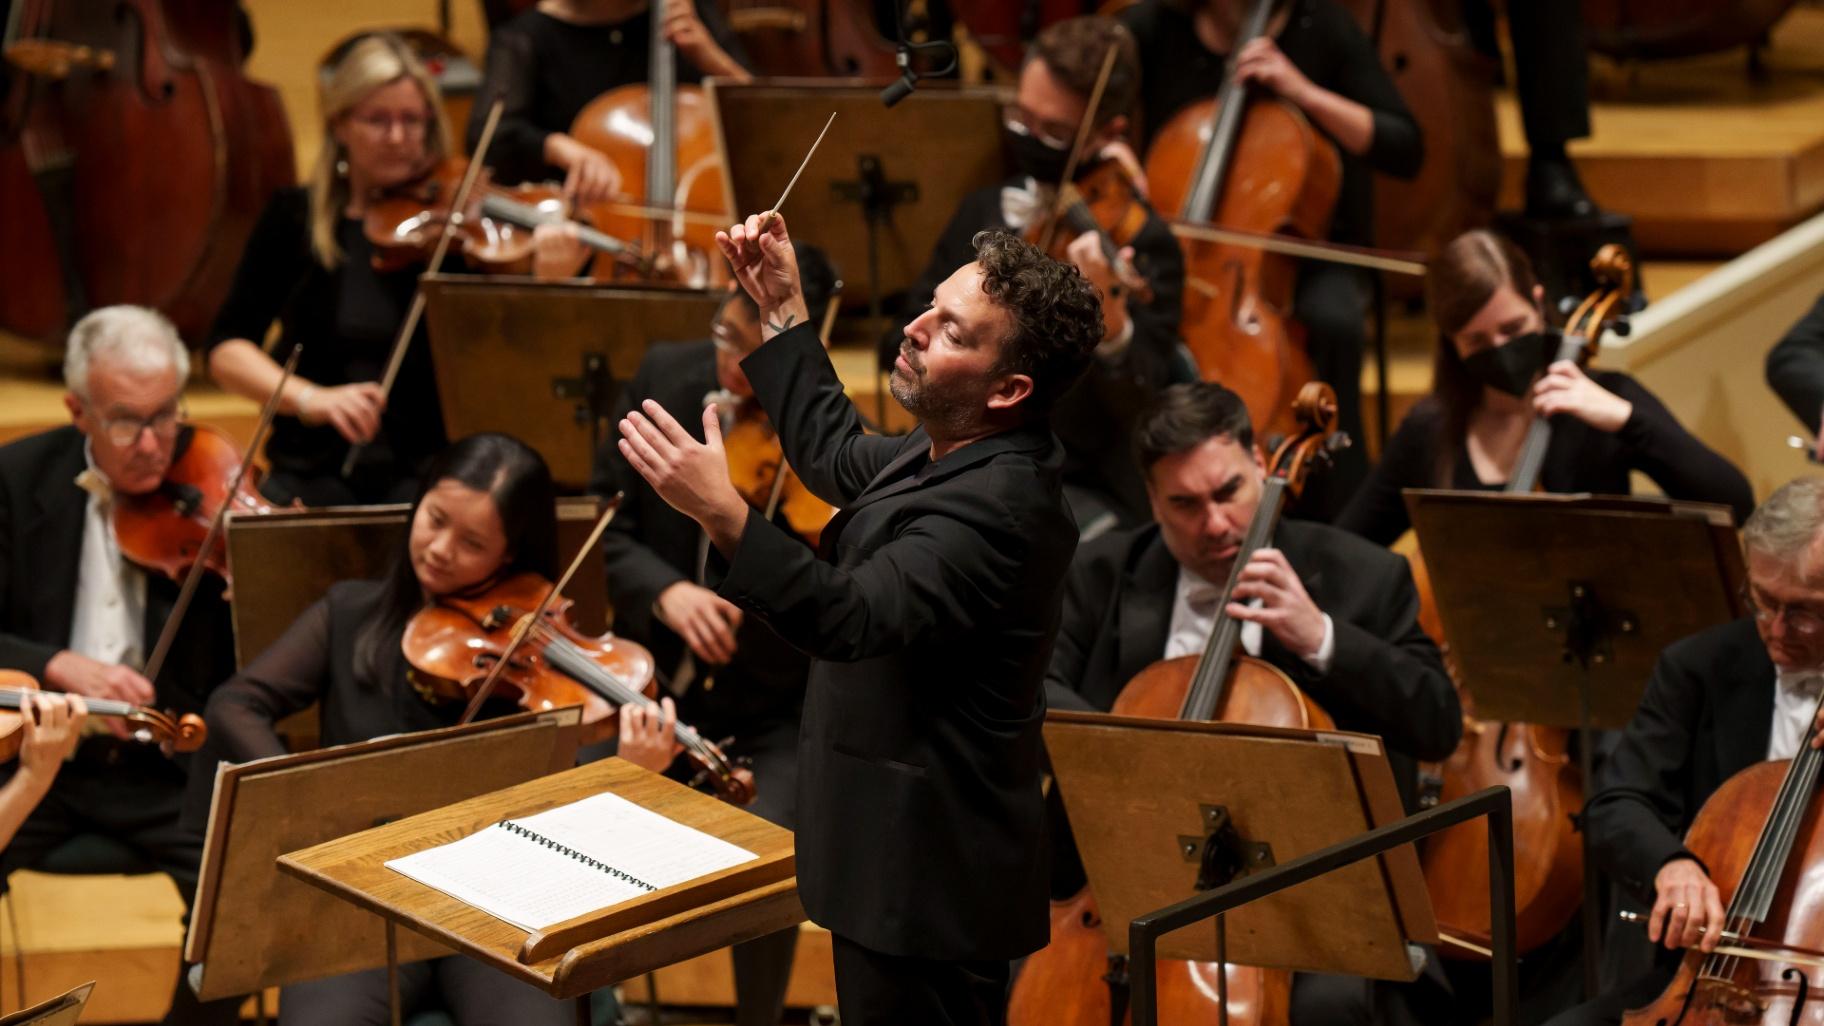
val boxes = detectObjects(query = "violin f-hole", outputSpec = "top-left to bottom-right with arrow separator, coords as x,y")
1783,966 -> 1808,1025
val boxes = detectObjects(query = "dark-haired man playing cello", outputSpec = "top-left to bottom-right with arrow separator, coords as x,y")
617,213 -> 1102,1025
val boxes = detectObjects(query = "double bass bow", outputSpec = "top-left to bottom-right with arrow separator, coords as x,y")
1009,382 -> 1345,1026
1414,245 -> 1637,960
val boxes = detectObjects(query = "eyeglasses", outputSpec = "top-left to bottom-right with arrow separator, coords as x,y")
88,399 -> 185,448
350,111 -> 430,138
1744,584 -> 1824,638
1001,104 -> 1077,150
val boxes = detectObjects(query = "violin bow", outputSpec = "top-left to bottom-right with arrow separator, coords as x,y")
1036,43 -> 1120,255
757,111 -> 836,234
456,495 -> 622,725
341,98 -> 506,480
1169,221 -> 1428,277
141,346 -> 301,685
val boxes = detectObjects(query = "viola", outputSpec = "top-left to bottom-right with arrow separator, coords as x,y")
1143,0 -> 1334,441
1010,382 -> 1345,1026
1412,245 -> 1636,959
0,670 -> 204,760
568,2 -> 730,286
363,156 -> 653,277
723,402 -> 836,548
402,572 -> 756,805
112,423 -> 277,588
1621,743 -> 1824,1025
1025,157 -> 1156,306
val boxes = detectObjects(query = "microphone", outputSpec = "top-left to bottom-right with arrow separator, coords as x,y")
880,67 -> 918,108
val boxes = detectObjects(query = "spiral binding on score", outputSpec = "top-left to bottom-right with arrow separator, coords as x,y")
495,819 -> 657,892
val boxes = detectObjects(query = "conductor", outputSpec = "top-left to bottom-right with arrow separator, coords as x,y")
616,212 -> 1103,1024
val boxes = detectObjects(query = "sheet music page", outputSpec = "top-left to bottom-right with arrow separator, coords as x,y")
385,791 -> 757,932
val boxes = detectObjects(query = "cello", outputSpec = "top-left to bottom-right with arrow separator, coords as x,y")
1414,245 -> 1637,958
1143,0 -> 1335,441
1620,721 -> 1824,1025
1009,382 -> 1343,1026
570,2 -> 729,286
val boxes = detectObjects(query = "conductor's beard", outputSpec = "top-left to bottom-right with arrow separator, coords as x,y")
890,340 -> 981,438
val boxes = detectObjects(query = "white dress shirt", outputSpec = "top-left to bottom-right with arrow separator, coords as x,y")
1768,667 -> 1824,761
68,453 -> 147,669
1163,566 -> 1335,673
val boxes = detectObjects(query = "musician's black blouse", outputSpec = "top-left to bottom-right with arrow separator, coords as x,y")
1336,370 -> 1757,546
471,3 -> 750,186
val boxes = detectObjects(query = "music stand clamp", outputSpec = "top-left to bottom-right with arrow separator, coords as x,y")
1129,787 -> 1518,1026
1404,489 -> 1745,997
551,351 -> 618,472
1046,713 -> 1453,1024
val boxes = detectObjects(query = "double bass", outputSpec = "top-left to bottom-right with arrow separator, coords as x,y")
569,2 -> 729,285
1415,246 -> 1637,958
1009,382 -> 1343,1026
0,0 -> 294,345
1143,0 -> 1336,441
717,0 -> 909,77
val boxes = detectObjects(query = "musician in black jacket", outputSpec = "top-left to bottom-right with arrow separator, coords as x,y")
588,246 -> 835,1026
1766,289 -> 1824,455
1043,381 -> 1460,1025
618,215 -> 1101,1024
890,15 -> 1191,536
0,306 -> 239,1026
1544,476 -> 1824,1025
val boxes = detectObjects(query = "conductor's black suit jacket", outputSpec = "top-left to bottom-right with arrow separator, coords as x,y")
710,323 -> 1077,961
1045,521 -> 1462,807
0,425 -> 233,720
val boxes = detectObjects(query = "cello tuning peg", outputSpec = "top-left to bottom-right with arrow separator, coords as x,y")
1326,433 -> 1353,453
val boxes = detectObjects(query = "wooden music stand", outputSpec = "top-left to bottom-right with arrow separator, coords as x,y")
418,275 -> 722,489
277,759 -> 801,1004
226,497 -> 612,667
0,982 -> 92,1026
707,80 -> 1008,310
183,709 -> 584,1002
1045,712 -> 1438,980
1404,489 -> 1746,993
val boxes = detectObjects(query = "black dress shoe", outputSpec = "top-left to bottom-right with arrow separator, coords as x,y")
1525,154 -> 1598,220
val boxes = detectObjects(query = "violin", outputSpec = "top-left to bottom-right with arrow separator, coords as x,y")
1412,245 -> 1636,959
568,2 -> 729,286
1620,739 -> 1824,1025
0,670 -> 204,760
363,156 -> 652,276
722,400 -> 836,548
1144,0 -> 1334,440
1025,157 -> 1156,306
402,572 -> 756,805
1011,382 -> 1345,1026
111,423 -> 277,588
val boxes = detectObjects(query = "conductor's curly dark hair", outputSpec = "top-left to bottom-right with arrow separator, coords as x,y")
971,229 -> 1103,419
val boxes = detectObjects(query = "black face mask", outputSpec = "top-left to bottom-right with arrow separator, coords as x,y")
1004,124 -> 1072,185
1462,329 -> 1559,398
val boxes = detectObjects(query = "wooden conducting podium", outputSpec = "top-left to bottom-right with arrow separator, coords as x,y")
1045,712 -> 1519,1026
277,757 -> 801,1019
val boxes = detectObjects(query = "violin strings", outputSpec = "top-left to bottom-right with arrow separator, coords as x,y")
523,623 -> 720,766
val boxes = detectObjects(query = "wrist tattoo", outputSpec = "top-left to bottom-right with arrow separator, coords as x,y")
765,314 -> 798,334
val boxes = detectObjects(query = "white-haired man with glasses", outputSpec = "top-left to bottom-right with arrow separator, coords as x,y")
0,305 -> 240,1025
1545,476 -> 1824,1026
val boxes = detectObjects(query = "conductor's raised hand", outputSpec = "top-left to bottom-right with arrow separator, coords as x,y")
715,213 -> 809,335
618,401 -> 749,547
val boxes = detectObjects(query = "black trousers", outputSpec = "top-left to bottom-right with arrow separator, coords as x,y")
0,740 -> 240,1026
1463,0 -> 1591,152
276,956 -> 575,1026
831,934 -> 1009,1026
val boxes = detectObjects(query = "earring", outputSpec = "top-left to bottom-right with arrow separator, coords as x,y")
335,150 -> 349,178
